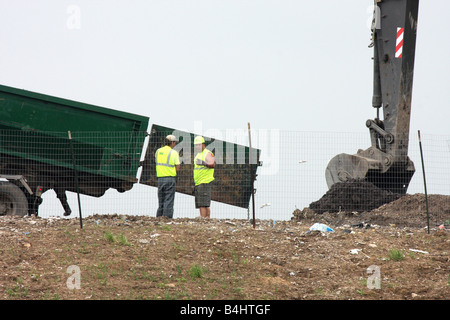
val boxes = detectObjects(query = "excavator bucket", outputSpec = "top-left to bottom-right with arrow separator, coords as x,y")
325,154 -> 372,186
325,153 -> 415,194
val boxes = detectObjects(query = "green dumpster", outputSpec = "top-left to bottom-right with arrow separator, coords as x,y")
0,83 -> 149,216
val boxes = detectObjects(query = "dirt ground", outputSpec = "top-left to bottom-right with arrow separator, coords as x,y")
0,181 -> 448,301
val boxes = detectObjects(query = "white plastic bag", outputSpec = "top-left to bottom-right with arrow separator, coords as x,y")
309,223 -> 334,232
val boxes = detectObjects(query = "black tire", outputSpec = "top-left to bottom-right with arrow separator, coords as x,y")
0,181 -> 28,216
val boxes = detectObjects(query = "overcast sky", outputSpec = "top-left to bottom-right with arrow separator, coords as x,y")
1,0 -> 449,137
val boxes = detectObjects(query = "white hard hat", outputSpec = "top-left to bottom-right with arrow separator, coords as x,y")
166,134 -> 179,142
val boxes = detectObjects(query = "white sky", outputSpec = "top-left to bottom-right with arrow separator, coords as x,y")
1,0 -> 449,136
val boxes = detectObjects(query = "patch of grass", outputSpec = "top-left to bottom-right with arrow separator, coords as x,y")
160,224 -> 172,231
189,264 -> 205,279
103,230 -> 130,246
103,230 -> 115,243
388,249 -> 405,261
164,290 -> 190,300
172,242 -> 183,251
356,289 -> 365,296
314,287 -> 324,295
176,264 -> 184,275
6,277 -> 29,298
116,233 -> 130,246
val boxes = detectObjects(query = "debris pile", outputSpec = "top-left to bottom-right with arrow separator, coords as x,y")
308,179 -> 402,214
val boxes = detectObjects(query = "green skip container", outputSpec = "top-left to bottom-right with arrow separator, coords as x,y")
0,84 -> 149,216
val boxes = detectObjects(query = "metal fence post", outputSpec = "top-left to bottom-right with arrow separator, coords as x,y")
68,131 -> 83,229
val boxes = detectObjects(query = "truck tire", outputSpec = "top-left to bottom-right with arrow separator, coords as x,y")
0,181 -> 28,216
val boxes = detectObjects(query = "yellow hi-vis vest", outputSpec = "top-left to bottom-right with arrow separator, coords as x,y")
155,145 -> 180,178
194,148 -> 214,186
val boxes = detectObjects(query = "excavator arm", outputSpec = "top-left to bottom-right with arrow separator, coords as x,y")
325,0 -> 419,194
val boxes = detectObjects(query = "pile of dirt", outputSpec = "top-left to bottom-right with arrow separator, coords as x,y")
309,179 -> 403,214
294,180 -> 450,229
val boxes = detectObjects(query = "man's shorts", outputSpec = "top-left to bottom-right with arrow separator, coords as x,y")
194,182 -> 212,208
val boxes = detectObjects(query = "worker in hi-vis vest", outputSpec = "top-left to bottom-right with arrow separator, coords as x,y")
155,134 -> 180,218
193,136 -> 215,218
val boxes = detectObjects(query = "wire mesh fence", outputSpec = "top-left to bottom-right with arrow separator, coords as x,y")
0,129 -> 449,221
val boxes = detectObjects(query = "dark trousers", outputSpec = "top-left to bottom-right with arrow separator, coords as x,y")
157,177 -> 176,218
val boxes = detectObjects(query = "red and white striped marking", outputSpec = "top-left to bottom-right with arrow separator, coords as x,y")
395,27 -> 404,58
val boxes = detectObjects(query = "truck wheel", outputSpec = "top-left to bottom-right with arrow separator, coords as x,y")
0,181 -> 29,216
